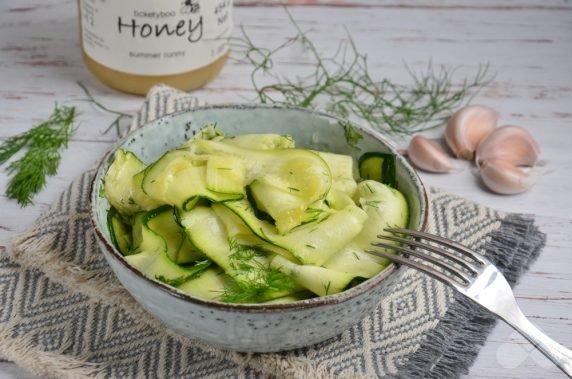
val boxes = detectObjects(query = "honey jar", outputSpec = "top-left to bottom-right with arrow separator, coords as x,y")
78,0 -> 233,95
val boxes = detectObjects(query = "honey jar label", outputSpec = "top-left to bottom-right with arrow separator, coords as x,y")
79,0 -> 232,76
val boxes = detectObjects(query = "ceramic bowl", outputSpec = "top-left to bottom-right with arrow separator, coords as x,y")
90,104 -> 428,352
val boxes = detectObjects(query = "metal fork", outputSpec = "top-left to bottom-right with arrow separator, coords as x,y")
367,227 -> 572,377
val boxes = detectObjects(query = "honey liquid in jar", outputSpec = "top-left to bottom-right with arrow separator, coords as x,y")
78,0 -> 233,95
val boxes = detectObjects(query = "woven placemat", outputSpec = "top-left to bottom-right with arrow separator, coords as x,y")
0,86 -> 546,379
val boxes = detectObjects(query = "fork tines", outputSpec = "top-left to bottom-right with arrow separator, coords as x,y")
366,228 -> 489,287
366,229 -> 572,376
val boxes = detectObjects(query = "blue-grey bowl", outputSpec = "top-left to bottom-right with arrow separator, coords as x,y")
90,104 -> 428,352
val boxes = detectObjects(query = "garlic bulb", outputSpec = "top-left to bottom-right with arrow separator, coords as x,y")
407,135 -> 455,173
445,105 -> 498,160
480,159 -> 537,195
475,125 -> 541,168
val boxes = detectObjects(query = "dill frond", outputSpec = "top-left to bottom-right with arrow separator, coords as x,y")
124,245 -> 141,256
364,200 -> 383,208
220,239 -> 294,303
1,104 -> 77,206
230,10 -> 493,138
341,121 -> 364,148
220,265 -> 294,304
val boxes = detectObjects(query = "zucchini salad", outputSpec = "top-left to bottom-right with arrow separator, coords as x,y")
102,126 -> 409,304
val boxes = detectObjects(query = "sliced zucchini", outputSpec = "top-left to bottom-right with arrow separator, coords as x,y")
104,149 -> 160,215
316,151 -> 357,197
358,152 -> 397,188
324,180 -> 409,278
152,260 -> 213,287
221,134 -> 295,150
177,206 -> 243,274
105,129 -> 413,304
177,237 -> 204,265
177,267 -> 231,300
205,154 -> 246,195
298,197 -> 332,226
223,198 -> 367,266
211,203 -> 298,262
325,189 -> 357,211
270,255 -> 354,296
132,170 -> 163,211
187,139 -> 332,233
130,211 -> 165,259
211,202 -> 252,236
323,248 -> 387,279
178,206 -> 299,302
244,185 -> 275,224
249,177 -> 309,233
125,208 -> 211,283
141,150 -> 243,210
146,205 -> 205,264
107,207 -> 132,255
181,124 -> 224,146
355,180 -> 409,252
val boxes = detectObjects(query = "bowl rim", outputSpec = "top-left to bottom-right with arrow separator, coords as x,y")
90,103 -> 429,313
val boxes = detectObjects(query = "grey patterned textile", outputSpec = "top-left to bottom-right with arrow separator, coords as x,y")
0,86 -> 546,378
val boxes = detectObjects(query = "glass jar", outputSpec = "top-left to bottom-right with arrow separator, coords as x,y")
78,0 -> 233,95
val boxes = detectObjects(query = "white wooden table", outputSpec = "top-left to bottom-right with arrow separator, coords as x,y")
1,1 -> 571,378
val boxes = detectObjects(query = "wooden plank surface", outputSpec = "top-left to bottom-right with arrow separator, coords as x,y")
233,0 -> 572,9
1,1 -> 571,378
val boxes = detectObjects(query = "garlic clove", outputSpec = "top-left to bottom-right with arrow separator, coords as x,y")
476,125 -> 541,168
445,105 -> 499,160
479,159 -> 537,195
407,135 -> 455,173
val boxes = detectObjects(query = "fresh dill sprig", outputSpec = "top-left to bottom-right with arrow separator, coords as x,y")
323,281 -> 332,296
341,121 -> 363,148
230,10 -> 493,137
220,239 -> 294,303
298,205 -> 330,227
220,265 -> 294,304
227,238 -> 267,271
124,245 -> 142,256
0,104 -> 77,206
364,200 -> 383,208
365,183 -> 376,194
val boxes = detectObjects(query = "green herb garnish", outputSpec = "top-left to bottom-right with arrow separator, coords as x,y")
227,238 -> 267,271
302,207 -> 326,224
0,104 -> 77,206
220,265 -> 295,304
231,9 -> 492,137
220,239 -> 294,303
323,281 -> 332,296
342,121 -> 363,148
364,200 -> 383,208
124,245 -> 141,256
365,183 -> 376,194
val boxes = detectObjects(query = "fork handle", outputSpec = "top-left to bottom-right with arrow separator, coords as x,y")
504,308 -> 572,377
